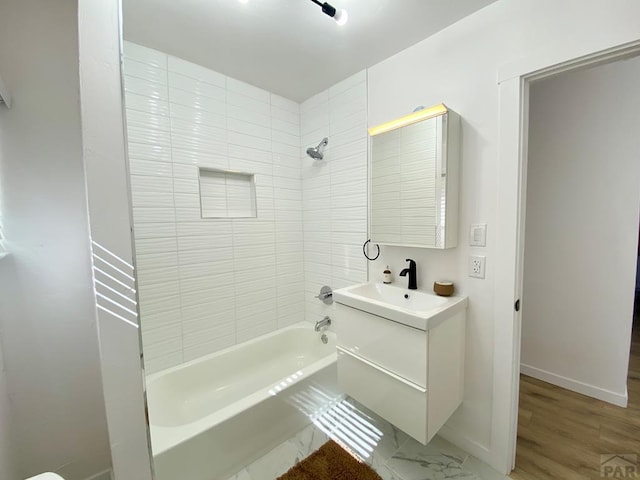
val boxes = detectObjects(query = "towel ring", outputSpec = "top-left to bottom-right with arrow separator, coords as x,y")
362,239 -> 380,261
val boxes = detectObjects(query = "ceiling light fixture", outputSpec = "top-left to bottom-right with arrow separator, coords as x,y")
308,0 -> 349,26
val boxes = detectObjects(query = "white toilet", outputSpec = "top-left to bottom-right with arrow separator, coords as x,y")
25,474 -> 65,480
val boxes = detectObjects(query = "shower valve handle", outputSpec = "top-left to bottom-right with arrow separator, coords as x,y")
315,286 -> 333,304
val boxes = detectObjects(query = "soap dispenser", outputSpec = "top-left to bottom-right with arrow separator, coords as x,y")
383,266 -> 392,284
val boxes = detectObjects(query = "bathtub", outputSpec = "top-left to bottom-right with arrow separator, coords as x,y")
146,322 -> 340,480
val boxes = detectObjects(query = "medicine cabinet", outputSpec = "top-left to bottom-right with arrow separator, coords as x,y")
369,104 -> 460,249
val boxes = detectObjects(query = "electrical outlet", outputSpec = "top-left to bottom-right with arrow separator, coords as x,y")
469,255 -> 486,279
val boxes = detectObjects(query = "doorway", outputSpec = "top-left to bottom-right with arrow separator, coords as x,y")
510,55 -> 640,478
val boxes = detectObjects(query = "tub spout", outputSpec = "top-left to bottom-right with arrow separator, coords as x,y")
315,316 -> 331,332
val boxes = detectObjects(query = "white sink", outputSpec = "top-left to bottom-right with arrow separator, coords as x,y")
333,282 -> 468,331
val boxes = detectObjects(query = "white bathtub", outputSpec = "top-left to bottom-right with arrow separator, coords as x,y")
146,322 -> 339,480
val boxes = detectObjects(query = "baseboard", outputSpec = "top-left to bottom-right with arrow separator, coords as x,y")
520,363 -> 628,407
437,425 -> 493,468
84,469 -> 112,480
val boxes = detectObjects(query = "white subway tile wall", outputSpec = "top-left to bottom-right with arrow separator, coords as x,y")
300,72 -> 369,324
123,42 -> 305,373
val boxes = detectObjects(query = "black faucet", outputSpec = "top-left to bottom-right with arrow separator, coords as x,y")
399,259 -> 417,290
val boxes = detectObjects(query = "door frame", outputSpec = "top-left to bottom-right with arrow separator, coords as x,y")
493,38 -> 640,473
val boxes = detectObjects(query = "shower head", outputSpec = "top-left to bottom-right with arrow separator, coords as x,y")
306,137 -> 328,160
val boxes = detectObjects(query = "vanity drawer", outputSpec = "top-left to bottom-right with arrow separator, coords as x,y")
337,349 -> 428,444
334,303 -> 427,388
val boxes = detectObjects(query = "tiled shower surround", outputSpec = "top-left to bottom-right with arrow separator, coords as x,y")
300,73 -> 369,324
123,42 -> 367,373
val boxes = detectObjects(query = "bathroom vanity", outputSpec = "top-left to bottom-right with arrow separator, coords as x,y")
333,282 -> 467,444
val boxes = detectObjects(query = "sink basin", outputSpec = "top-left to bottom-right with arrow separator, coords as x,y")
333,282 -> 468,331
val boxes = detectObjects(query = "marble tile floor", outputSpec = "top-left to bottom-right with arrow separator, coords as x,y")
225,398 -> 509,480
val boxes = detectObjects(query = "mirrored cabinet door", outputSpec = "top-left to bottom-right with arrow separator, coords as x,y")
369,105 -> 460,249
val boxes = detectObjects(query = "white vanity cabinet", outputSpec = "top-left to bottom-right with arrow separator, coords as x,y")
334,302 -> 466,445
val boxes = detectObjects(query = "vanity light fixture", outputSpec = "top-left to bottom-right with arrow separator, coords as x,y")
308,0 -> 349,25
368,103 -> 449,136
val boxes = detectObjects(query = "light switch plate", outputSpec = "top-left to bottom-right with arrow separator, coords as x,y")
469,224 -> 487,247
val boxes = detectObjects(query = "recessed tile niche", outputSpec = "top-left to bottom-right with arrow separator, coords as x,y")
198,168 -> 257,218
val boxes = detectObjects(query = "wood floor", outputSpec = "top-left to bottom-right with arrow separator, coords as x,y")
510,314 -> 640,480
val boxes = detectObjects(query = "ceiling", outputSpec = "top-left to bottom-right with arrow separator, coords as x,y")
123,0 -> 497,102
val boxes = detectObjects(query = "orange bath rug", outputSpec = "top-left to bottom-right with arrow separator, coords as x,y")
277,440 -> 382,480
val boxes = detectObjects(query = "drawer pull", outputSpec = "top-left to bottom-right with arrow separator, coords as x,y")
337,346 -> 427,393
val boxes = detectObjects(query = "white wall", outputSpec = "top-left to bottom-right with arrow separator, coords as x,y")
366,0 -> 640,466
0,0 -> 111,478
521,57 -> 640,405
0,79 -> 17,480
0,331 -> 18,480
300,72 -> 369,323
123,42 -> 305,374
78,1 -> 154,478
